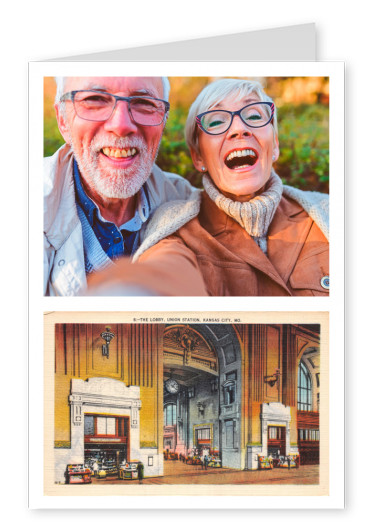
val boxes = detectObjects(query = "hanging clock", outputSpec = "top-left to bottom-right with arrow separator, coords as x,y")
165,378 -> 179,394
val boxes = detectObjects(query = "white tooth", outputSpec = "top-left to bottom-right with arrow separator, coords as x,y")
132,148 -> 136,156
103,147 -> 110,156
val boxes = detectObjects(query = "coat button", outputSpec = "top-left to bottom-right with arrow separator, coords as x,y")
58,259 -> 65,266
320,276 -> 329,289
114,237 -> 122,244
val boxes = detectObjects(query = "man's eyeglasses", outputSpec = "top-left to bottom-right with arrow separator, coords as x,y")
196,102 -> 275,135
60,90 -> 170,126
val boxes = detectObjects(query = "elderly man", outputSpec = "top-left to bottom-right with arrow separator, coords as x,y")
44,76 -> 198,296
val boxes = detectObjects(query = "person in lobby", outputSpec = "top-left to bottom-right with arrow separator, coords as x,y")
87,78 -> 329,296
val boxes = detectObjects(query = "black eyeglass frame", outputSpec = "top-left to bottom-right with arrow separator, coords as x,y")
60,90 -> 170,125
195,101 -> 275,135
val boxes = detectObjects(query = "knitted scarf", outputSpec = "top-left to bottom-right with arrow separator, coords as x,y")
202,170 -> 283,253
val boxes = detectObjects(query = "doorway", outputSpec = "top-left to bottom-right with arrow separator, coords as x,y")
84,414 -> 129,474
267,426 -> 286,457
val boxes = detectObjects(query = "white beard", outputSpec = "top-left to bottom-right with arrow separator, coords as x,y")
69,133 -> 159,199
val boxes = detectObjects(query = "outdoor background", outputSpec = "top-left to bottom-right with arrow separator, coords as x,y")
44,76 -> 329,193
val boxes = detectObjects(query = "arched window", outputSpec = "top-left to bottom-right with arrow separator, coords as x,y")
298,361 -> 312,411
164,403 -> 176,426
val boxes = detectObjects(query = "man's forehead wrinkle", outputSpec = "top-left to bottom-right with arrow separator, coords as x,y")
131,88 -> 158,97
84,84 -> 107,91
73,86 -> 159,98
65,77 -> 163,96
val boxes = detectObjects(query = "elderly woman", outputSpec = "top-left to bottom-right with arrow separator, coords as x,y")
89,79 -> 329,296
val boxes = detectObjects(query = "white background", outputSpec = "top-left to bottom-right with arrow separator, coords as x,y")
2,0 -> 372,527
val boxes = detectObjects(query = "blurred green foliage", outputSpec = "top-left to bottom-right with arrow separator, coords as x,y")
275,104 -> 329,193
44,118 -> 65,157
44,83 -> 329,194
156,108 -> 201,188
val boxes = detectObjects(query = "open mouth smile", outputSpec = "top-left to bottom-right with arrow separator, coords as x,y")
224,148 -> 258,170
101,147 -> 138,159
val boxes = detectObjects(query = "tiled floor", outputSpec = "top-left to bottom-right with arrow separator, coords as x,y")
92,459 -> 319,485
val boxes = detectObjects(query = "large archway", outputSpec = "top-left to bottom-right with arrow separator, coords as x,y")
162,324 -> 242,469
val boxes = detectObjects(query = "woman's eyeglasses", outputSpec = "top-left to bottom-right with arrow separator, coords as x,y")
60,90 -> 170,126
196,102 -> 275,135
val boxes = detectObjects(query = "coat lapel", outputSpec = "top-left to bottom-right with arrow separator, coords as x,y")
267,196 -> 313,284
199,193 -> 293,294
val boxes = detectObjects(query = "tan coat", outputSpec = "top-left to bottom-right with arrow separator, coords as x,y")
136,191 -> 329,296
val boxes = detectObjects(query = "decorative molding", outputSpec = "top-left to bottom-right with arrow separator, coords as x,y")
164,325 -> 217,370
220,402 -> 239,418
261,402 -> 291,422
69,378 -> 141,425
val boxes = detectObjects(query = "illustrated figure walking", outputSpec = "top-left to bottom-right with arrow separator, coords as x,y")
137,461 -> 144,483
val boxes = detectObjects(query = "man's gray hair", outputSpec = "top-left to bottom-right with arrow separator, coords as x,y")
185,78 -> 278,155
54,76 -> 170,104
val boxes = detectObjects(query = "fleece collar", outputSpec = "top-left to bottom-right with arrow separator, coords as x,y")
133,183 -> 329,261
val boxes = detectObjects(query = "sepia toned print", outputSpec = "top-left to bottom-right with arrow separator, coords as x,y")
45,312 -> 328,495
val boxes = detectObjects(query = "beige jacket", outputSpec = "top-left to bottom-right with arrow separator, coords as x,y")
44,144 -> 199,296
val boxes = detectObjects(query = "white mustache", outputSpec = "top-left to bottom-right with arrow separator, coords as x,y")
90,135 -> 147,152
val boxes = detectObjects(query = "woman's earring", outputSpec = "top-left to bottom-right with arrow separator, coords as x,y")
201,166 -> 206,172
272,155 -> 276,161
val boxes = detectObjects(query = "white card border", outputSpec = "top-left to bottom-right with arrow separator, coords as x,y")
29,61 -> 344,509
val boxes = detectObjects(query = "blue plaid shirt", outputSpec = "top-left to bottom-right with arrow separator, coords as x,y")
73,160 -> 150,259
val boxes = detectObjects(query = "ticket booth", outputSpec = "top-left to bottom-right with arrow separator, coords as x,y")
267,426 -> 286,458
83,414 -> 129,475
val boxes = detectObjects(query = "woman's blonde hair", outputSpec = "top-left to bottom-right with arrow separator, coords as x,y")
185,78 -> 278,154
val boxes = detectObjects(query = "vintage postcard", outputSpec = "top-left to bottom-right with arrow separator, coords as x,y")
42,311 -> 333,506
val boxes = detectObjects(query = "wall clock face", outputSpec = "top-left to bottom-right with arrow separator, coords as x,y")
165,378 -> 179,394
